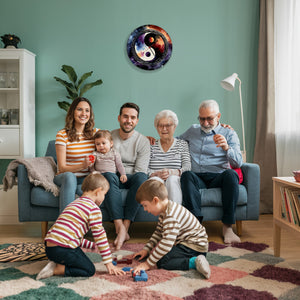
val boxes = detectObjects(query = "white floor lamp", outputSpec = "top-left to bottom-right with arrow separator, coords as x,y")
221,73 -> 246,162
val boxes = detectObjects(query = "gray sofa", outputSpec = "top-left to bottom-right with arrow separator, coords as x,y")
17,140 -> 260,238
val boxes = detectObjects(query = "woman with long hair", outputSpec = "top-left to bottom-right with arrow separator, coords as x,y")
54,97 -> 99,212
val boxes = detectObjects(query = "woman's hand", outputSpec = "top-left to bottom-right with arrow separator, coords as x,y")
221,123 -> 233,130
150,169 -> 169,181
83,155 -> 94,168
147,136 -> 156,145
105,262 -> 126,275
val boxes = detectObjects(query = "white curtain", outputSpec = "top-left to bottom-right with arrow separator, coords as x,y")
274,0 -> 300,176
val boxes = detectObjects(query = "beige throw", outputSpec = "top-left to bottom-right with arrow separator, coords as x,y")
2,157 -> 59,197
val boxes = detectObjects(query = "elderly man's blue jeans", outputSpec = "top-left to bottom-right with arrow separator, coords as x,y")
181,169 -> 239,224
101,172 -> 147,221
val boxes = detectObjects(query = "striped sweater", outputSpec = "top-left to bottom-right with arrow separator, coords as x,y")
55,128 -> 98,177
45,196 -> 112,264
144,201 -> 208,267
148,138 -> 191,175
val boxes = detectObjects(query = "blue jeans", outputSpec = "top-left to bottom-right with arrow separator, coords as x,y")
46,245 -> 95,277
101,172 -> 147,221
54,172 -> 85,213
157,244 -> 206,270
180,169 -> 239,224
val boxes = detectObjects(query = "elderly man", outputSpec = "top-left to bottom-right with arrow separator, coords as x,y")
179,99 -> 243,244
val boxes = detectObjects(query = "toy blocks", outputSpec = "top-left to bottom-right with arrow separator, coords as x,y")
132,269 -> 148,282
121,267 -> 148,282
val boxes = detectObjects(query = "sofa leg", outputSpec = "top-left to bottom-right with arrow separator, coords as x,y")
41,222 -> 48,240
236,220 -> 242,236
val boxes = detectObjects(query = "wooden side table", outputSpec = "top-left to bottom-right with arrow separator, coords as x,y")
273,177 -> 300,256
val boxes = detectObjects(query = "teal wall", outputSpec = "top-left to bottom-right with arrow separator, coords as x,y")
0,0 -> 259,178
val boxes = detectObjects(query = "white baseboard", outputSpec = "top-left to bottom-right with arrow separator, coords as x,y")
0,185 -> 20,224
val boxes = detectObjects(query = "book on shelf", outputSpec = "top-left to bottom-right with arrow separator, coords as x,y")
291,190 -> 300,224
279,186 -> 300,227
285,188 -> 300,225
279,186 -> 289,220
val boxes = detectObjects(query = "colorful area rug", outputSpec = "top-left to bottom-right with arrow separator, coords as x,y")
0,241 -> 300,299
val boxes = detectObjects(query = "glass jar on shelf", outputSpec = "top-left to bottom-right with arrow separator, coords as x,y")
10,108 -> 19,124
7,72 -> 18,88
0,72 -> 7,88
1,109 -> 10,125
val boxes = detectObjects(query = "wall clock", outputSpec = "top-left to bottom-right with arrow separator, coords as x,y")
127,25 -> 172,70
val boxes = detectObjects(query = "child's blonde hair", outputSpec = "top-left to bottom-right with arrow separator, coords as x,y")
81,172 -> 109,192
136,179 -> 168,203
94,130 -> 112,142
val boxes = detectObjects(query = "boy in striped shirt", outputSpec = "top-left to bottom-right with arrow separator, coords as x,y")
36,172 -> 125,280
133,179 -> 210,279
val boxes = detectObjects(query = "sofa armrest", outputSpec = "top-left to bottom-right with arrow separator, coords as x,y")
241,163 -> 260,219
17,164 -> 33,221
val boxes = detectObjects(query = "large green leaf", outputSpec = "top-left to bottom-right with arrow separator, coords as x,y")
54,76 -> 78,100
77,71 -> 93,90
61,65 -> 77,84
58,100 -> 71,112
54,77 -> 73,89
66,86 -> 78,100
79,79 -> 103,96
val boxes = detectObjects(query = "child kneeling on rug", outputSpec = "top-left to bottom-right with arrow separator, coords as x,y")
132,179 -> 211,279
36,172 -> 125,280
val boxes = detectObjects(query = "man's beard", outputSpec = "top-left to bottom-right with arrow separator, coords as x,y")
201,123 -> 217,134
120,123 -> 135,133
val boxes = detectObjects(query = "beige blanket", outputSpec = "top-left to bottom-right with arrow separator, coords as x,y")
2,157 -> 59,196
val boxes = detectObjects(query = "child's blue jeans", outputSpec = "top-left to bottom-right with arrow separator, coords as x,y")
46,245 -> 95,277
156,244 -> 207,271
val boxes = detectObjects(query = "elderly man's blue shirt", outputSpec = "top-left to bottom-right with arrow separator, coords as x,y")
178,123 -> 243,173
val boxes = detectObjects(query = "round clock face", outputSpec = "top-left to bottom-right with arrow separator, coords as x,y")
127,25 -> 173,70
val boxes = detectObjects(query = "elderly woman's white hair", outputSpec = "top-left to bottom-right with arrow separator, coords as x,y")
154,110 -> 179,129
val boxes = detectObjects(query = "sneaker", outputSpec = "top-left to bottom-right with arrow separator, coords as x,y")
195,255 -> 211,279
36,261 -> 56,280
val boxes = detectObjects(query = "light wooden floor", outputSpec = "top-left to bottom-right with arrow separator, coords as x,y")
1,214 -> 299,267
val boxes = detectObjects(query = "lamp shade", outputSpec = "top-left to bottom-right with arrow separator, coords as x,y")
220,73 -> 238,91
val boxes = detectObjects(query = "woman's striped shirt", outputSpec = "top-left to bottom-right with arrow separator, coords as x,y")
148,138 -> 191,175
55,128 -> 98,177
45,196 -> 112,264
143,200 -> 208,267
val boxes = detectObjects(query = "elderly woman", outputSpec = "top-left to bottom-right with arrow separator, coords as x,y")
148,110 -> 191,204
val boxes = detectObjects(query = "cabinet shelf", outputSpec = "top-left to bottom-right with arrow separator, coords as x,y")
0,49 -> 35,159
0,88 -> 19,93
273,176 -> 300,257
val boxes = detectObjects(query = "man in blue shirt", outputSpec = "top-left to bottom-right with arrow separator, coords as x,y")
179,99 -> 243,244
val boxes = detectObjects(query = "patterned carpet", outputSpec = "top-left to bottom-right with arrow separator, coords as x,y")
0,241 -> 300,299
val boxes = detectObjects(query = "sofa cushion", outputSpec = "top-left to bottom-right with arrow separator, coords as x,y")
31,187 -> 59,208
199,185 -> 247,207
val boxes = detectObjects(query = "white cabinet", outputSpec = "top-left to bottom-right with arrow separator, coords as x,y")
0,49 -> 35,158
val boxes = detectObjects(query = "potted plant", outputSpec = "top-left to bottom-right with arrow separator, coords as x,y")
54,65 -> 103,111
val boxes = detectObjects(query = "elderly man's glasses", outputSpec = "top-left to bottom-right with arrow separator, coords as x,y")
197,114 -> 218,123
